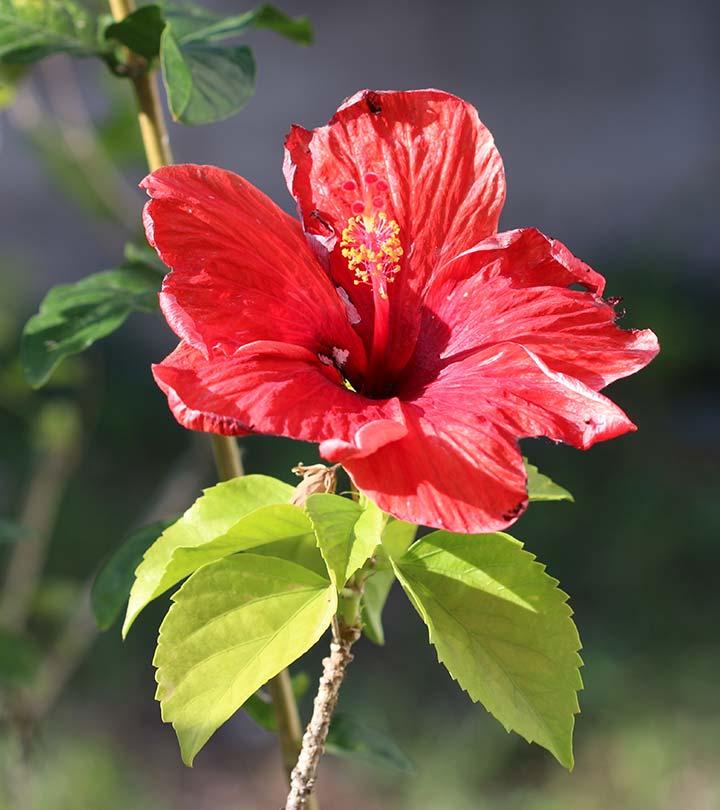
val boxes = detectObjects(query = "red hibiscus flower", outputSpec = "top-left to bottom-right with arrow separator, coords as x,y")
143,89 -> 658,533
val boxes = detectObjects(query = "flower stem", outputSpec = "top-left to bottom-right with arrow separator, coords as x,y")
106,0 -> 310,798
284,581 -> 364,809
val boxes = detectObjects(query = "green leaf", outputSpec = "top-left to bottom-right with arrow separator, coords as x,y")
163,2 -> 312,46
0,0 -> 104,64
0,628 -> 41,685
326,713 -> 414,773
0,517 -> 29,544
122,475 -> 298,636
305,494 -> 380,591
160,28 -> 255,125
157,3 -> 310,125
525,458 -> 574,503
91,518 -> 176,631
154,553 -> 336,765
21,261 -> 162,388
105,4 -> 165,60
393,531 -> 582,769
361,518 -> 416,645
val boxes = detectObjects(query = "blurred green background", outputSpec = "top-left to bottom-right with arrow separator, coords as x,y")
1,1 -> 718,808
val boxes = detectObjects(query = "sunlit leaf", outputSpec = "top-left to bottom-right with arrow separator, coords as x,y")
91,518 -> 176,631
21,260 -> 162,388
154,553 -> 336,765
305,493 -> 380,591
122,475 -> 300,636
361,518 -> 416,645
393,531 -> 582,769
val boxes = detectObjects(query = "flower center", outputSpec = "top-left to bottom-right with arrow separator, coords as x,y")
340,212 -> 403,299
337,172 -> 402,393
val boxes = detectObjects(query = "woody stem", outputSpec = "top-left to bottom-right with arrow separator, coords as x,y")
107,1 -> 311,801
284,580 -> 364,810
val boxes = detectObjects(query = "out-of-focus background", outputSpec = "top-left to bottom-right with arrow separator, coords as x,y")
1,0 -> 718,807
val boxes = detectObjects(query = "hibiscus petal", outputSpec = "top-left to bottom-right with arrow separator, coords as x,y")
342,340 -> 637,533
341,406 -> 529,534
416,229 -> 659,390
284,89 -> 506,369
152,341 -> 408,458
142,165 -> 367,377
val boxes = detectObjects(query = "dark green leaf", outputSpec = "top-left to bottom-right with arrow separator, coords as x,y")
163,2 -> 312,45
91,518 -> 177,631
0,0 -> 104,64
326,714 -> 414,773
105,4 -> 165,60
0,628 -> 41,685
160,28 -> 255,125
21,261 -> 162,388
525,458 -> 574,503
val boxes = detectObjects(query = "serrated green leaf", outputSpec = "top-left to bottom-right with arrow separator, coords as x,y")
105,4 -> 165,60
361,518 -> 416,645
326,713 -> 414,773
525,458 -> 574,503
122,475 -> 298,636
0,0 -> 104,64
163,2 -> 311,46
92,518 -> 176,631
393,531 -> 582,769
305,494 -> 380,591
154,553 -> 336,765
160,28 -> 255,125
0,628 -> 41,685
21,263 -> 162,388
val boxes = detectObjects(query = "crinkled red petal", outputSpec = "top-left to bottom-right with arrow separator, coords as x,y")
152,341 -> 407,457
412,228 -> 659,391
284,89 -> 506,372
142,165 -> 367,378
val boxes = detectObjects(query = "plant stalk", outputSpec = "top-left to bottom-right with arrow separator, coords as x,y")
107,0 -> 310,798
284,591 -> 363,810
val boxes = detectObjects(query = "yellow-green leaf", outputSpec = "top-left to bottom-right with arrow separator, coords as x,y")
305,493 -> 380,591
122,475 -> 297,636
393,531 -> 582,768
154,553 -> 336,765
